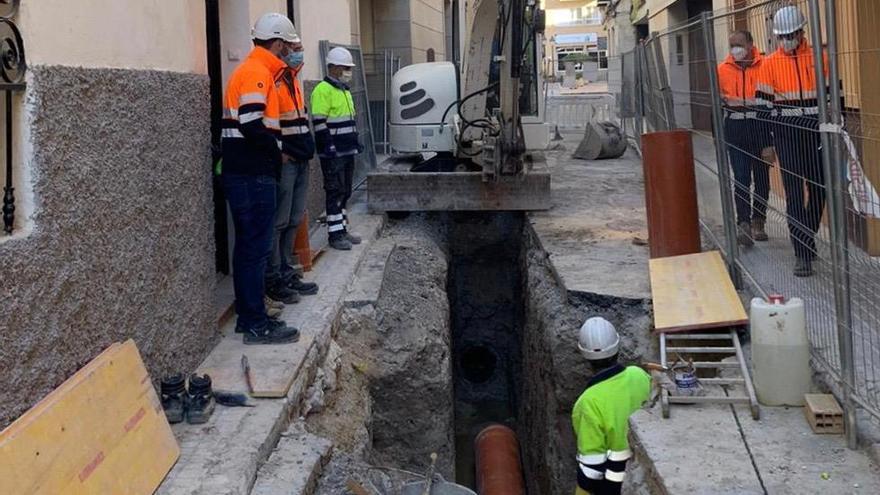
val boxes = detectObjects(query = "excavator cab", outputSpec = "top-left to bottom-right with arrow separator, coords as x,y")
367,0 -> 552,212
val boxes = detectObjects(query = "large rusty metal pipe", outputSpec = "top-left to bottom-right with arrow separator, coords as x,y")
474,424 -> 525,495
641,130 -> 701,258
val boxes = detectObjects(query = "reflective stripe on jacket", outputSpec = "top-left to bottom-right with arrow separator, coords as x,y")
221,46 -> 285,177
277,69 -> 315,162
310,78 -> 360,159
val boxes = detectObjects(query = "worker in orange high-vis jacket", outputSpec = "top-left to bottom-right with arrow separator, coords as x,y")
717,30 -> 772,248
756,5 -> 829,277
264,27 -> 320,305
221,12 -> 300,345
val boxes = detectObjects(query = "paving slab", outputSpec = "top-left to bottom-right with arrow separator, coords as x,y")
251,422 -> 333,495
631,404 -> 764,495
736,405 -> 880,495
529,132 -> 651,301
157,210 -> 383,495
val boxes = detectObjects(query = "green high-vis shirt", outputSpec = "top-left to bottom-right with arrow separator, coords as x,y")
572,365 -> 651,464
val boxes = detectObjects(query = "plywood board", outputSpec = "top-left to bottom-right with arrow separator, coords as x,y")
0,340 -> 179,494
649,251 -> 748,333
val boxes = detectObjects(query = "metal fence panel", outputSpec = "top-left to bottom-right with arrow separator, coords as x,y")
616,0 -> 880,443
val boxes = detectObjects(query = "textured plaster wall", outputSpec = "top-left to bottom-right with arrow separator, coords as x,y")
0,66 -> 216,428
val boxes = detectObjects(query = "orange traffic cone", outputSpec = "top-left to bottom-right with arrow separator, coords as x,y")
294,211 -> 314,272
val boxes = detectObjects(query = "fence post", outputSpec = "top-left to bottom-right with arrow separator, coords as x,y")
651,32 -> 676,130
812,0 -> 857,449
700,11 -> 742,288
634,44 -> 644,147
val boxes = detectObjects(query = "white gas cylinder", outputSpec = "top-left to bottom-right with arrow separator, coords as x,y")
750,294 -> 811,406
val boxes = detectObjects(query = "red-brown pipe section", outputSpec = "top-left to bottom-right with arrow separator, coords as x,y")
474,424 -> 525,495
641,130 -> 701,258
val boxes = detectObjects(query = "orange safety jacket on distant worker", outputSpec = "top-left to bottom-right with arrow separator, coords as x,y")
276,68 -> 315,162
221,46 -> 286,177
717,46 -> 767,118
755,40 -> 828,118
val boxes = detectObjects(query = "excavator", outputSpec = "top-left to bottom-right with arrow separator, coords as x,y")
367,0 -> 552,212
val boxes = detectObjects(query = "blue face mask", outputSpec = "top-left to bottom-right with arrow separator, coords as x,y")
284,51 -> 304,68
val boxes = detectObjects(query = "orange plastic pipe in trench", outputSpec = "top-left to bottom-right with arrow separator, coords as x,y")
474,424 -> 525,495
641,130 -> 702,259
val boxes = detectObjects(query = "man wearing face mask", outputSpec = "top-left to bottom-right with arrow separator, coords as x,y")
311,47 -> 362,251
717,30 -> 771,248
264,27 -> 320,305
756,5 -> 829,277
220,12 -> 300,344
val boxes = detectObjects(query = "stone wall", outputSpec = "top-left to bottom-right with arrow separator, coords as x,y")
0,65 -> 216,427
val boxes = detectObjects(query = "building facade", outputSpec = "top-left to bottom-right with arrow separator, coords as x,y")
542,0 -> 608,80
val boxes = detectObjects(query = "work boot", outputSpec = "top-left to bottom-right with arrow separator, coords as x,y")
265,296 -> 285,311
751,219 -> 769,242
264,297 -> 283,319
344,231 -> 362,245
160,374 -> 186,424
243,322 -> 301,345
736,221 -> 754,247
266,283 -> 300,304
794,257 -> 813,277
186,374 -> 215,424
288,275 -> 319,295
329,236 -> 352,251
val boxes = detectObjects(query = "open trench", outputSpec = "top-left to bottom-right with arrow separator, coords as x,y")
308,212 -> 658,495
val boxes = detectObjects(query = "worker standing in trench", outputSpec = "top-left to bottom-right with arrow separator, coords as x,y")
572,317 -> 651,495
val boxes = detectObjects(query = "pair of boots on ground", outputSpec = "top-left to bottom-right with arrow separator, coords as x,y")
161,373 -> 215,425
235,268 -> 320,345
736,218 -> 816,277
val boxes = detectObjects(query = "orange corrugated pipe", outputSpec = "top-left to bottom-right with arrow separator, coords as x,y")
474,424 -> 525,495
293,211 -> 313,271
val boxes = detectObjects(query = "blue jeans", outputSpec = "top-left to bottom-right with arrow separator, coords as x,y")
223,173 -> 276,329
266,159 -> 310,287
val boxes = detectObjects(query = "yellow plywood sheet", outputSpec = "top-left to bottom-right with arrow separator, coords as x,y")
0,340 -> 179,495
649,251 -> 748,333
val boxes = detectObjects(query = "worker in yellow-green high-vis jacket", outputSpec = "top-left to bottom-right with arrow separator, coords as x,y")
311,46 -> 363,251
572,317 -> 651,495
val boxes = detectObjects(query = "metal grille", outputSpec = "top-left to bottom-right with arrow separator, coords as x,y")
616,0 -> 880,445
318,41 -> 377,189
362,51 -> 401,156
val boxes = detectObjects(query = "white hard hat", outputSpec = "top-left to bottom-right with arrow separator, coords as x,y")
327,47 -> 356,67
772,5 -> 807,35
577,317 -> 620,360
252,13 -> 300,43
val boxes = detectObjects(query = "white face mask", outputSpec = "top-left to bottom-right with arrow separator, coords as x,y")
730,46 -> 748,61
340,70 -> 353,84
780,37 -> 800,53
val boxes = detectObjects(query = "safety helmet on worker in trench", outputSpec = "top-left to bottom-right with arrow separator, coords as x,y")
577,317 -> 620,360
772,5 -> 807,35
326,47 -> 356,67
252,12 -> 300,43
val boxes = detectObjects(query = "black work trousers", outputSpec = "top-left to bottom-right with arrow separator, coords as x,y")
774,117 -> 826,261
320,155 -> 355,240
725,116 -> 771,225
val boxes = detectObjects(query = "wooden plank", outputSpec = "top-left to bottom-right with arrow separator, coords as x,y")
367,170 -> 551,212
0,340 -> 179,495
649,251 -> 748,333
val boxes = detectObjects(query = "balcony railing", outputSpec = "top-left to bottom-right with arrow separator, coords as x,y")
553,17 -> 603,27
0,2 -> 26,235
